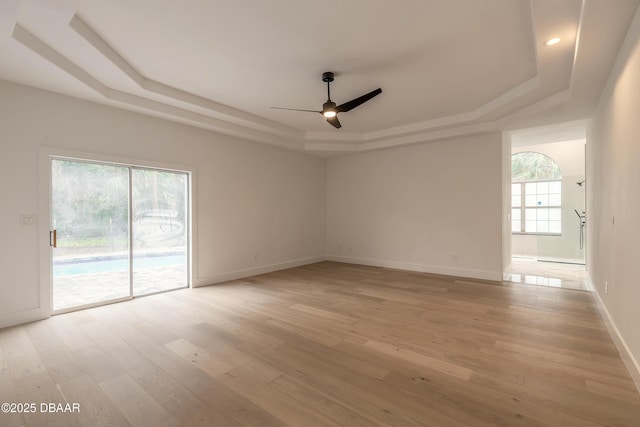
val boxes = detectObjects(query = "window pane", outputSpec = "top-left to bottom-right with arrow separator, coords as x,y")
512,208 -> 521,220
525,182 -> 537,194
537,208 -> 549,220
537,181 -> 549,194
512,195 -> 521,207
512,221 -> 521,233
511,157 -> 562,235
537,221 -> 549,233
549,208 -> 562,220
512,152 -> 561,181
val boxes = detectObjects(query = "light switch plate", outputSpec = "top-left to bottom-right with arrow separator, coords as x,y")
21,215 -> 36,226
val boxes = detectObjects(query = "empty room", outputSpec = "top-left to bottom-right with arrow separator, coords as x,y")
1,1 -> 640,426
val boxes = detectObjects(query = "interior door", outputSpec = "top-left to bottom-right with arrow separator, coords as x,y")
51,159 -> 131,311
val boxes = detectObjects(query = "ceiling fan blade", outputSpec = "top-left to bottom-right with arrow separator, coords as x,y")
270,107 -> 321,113
326,116 -> 342,129
335,88 -> 382,113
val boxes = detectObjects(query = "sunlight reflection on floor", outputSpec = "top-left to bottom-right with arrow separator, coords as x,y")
503,256 -> 589,291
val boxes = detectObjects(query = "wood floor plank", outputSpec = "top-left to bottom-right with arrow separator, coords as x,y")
80,321 -> 156,380
205,342 -> 282,383
263,317 -> 343,347
58,374 -> 130,427
164,338 -> 234,378
260,341 -> 464,427
48,316 -> 95,352
0,365 -> 26,427
384,366 -> 601,427
13,372 -> 80,427
278,332 -> 390,381
0,261 -> 638,426
71,345 -> 127,384
110,320 -> 284,426
363,339 -> 473,381
586,379 -> 640,406
24,321 -> 86,385
98,373 -> 180,427
468,369 -> 640,427
135,367 -> 233,427
0,326 -> 47,381
219,368 -> 337,427
267,373 -> 389,427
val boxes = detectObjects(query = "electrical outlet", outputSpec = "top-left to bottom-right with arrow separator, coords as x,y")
605,281 -> 608,294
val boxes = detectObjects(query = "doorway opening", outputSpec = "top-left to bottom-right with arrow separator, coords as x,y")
50,158 -> 190,312
503,122 -> 587,290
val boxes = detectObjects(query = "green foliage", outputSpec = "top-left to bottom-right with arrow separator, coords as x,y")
52,160 -> 187,250
512,152 -> 561,182
52,160 -> 129,242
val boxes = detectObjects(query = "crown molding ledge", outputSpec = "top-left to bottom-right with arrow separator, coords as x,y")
13,18 -> 507,154
6,0 -> 582,155
68,15 -> 300,140
12,23 -> 306,152
305,76 -> 540,144
305,121 -> 499,153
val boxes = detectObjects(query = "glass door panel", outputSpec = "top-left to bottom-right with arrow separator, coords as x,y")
52,159 -> 131,310
131,168 -> 188,296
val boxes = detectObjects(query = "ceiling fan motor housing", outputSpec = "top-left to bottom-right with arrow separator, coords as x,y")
323,101 -> 336,111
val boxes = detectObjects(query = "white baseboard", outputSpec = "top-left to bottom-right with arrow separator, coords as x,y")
587,279 -> 640,394
0,307 -> 50,330
326,255 -> 502,282
194,255 -> 326,287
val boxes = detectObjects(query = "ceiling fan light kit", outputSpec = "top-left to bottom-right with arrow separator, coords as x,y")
271,71 -> 382,129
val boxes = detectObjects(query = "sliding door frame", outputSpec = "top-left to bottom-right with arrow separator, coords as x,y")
39,146 -> 195,316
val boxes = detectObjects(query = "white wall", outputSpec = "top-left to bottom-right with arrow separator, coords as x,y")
326,133 -> 503,280
0,80 -> 325,328
511,139 -> 586,261
588,6 -> 640,381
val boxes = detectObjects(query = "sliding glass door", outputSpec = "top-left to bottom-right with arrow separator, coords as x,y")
51,159 -> 189,312
132,168 -> 188,296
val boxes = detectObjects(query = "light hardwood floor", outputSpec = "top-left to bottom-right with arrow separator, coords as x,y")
1,261 -> 639,426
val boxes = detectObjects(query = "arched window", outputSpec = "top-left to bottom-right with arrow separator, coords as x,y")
511,152 -> 562,234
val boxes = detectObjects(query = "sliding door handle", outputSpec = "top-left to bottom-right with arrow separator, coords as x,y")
49,229 -> 57,248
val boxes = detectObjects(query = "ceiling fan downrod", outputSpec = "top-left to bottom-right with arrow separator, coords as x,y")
322,71 -> 334,101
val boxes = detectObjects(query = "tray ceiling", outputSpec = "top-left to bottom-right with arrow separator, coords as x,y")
0,0 -> 638,154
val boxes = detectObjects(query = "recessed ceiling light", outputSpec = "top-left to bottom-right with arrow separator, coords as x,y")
545,37 -> 561,46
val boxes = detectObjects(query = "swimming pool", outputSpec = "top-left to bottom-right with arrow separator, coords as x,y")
53,253 -> 186,277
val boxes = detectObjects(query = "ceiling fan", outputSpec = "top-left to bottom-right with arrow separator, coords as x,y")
271,72 -> 382,129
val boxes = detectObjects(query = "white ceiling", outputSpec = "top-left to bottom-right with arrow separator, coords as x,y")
0,0 -> 638,155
